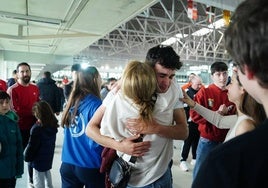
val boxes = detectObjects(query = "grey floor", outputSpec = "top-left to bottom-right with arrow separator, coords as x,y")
16,128 -> 193,188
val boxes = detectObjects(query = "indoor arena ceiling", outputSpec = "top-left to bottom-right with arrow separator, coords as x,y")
0,0 -> 244,79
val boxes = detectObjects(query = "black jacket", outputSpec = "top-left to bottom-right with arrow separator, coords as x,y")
24,123 -> 58,172
37,77 -> 62,113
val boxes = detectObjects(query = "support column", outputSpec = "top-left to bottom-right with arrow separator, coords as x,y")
0,50 -> 7,80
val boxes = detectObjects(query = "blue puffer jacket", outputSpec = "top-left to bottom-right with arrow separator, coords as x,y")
24,123 -> 58,172
0,111 -> 23,178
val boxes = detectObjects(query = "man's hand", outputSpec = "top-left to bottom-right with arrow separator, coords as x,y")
180,89 -> 196,108
125,118 -> 159,135
118,135 -> 150,157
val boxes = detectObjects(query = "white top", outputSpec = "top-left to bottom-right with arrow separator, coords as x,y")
101,80 -> 183,186
224,115 -> 252,142
193,103 -> 252,142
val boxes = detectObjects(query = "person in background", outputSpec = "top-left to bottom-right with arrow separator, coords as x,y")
181,70 -> 265,142
62,76 -> 68,85
192,0 -> 268,187
0,91 -> 23,188
181,73 -> 196,90
100,77 -> 117,100
0,79 -> 7,91
60,66 -> 105,188
37,71 -> 62,115
63,64 -> 81,102
7,62 -> 40,187
86,45 -> 188,188
190,61 -> 236,179
56,81 -> 65,112
7,70 -> 17,88
179,76 -> 203,172
24,101 -> 58,188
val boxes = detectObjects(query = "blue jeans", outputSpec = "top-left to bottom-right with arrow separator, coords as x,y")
127,166 -> 172,188
193,137 -> 221,180
60,162 -> 105,188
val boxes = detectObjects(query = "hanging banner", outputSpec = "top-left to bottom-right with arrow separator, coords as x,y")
188,0 -> 198,20
223,10 -> 231,26
206,5 -> 215,23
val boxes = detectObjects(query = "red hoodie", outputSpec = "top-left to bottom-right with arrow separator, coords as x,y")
190,84 -> 236,142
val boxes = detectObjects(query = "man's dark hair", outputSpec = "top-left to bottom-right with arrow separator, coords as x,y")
210,62 -> 228,75
17,62 -> 31,72
224,0 -> 268,88
44,71 -> 51,78
107,77 -> 117,83
12,69 -> 17,74
71,64 -> 81,72
145,45 -> 183,70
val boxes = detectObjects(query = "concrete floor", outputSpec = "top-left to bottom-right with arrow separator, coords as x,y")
17,128 -> 193,188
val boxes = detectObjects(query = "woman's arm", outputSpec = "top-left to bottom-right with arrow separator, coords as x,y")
180,90 -> 237,129
193,103 -> 237,129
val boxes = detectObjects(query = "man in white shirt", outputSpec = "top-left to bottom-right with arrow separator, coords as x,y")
86,45 -> 188,187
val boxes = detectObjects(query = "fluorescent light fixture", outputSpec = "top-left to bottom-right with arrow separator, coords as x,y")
192,28 -> 212,36
192,19 -> 225,36
0,11 -> 62,25
162,37 -> 177,45
175,33 -> 188,38
161,34 -> 188,45
81,62 -> 89,69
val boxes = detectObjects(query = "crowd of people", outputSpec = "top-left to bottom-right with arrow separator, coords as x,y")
0,0 -> 267,187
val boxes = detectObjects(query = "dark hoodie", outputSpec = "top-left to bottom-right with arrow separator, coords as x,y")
37,77 -> 61,113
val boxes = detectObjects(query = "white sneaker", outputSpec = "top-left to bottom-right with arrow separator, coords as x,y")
180,161 -> 189,171
190,159 -> 196,166
28,183 -> 34,188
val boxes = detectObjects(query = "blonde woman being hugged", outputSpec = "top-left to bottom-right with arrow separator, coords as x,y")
101,61 -> 175,187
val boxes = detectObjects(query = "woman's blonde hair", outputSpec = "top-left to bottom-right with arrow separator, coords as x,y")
121,60 -> 157,125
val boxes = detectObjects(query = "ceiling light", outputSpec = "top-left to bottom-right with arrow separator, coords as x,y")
0,11 -> 62,25
192,19 -> 225,36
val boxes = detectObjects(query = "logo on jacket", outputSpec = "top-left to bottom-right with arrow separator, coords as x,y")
208,98 -> 214,108
70,113 -> 85,137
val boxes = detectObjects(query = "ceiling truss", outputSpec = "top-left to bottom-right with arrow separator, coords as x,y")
76,0 -> 231,69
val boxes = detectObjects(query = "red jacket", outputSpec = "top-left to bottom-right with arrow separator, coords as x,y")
190,84 -> 236,142
7,83 -> 40,130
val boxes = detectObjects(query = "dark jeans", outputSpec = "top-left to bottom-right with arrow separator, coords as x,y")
60,162 -> 105,188
193,137 -> 221,179
0,178 -> 16,188
181,122 -> 200,161
20,129 -> 30,149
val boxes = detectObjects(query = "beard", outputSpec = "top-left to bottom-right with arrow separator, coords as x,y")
22,76 -> 31,84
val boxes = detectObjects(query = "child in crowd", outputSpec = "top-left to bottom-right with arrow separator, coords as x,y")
24,101 -> 59,188
0,91 -> 23,188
